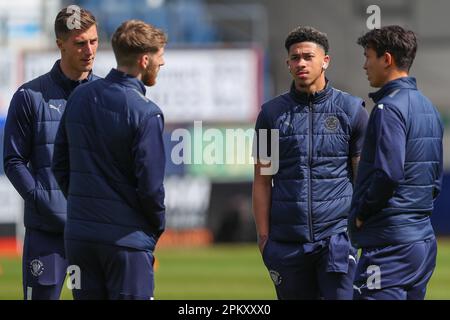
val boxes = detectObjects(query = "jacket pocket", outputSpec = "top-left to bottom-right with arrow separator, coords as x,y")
28,253 -> 58,286
326,232 -> 351,274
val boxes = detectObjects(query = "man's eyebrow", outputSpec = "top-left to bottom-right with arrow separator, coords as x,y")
290,51 -> 315,56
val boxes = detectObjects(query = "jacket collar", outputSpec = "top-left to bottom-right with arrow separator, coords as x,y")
369,76 -> 417,103
50,60 -> 94,95
105,68 -> 147,95
289,79 -> 333,105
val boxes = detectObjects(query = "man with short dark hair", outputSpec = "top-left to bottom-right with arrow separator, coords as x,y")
349,25 -> 444,300
52,20 -> 167,300
252,26 -> 368,299
2,6 -> 98,300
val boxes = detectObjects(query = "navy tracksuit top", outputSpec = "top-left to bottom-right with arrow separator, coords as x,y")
3,60 -> 98,233
349,77 -> 444,248
256,81 -> 368,243
52,69 -> 166,252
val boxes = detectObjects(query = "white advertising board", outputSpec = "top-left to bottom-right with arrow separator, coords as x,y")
0,176 -> 23,224
0,48 -> 18,118
23,48 -> 262,123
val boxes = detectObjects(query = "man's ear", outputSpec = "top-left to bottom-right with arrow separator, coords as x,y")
322,55 -> 331,69
138,53 -> 150,69
384,52 -> 393,68
56,38 -> 64,51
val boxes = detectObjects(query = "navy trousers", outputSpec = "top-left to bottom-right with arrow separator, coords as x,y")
262,232 -> 357,300
65,239 -> 155,300
353,237 -> 437,300
22,228 -> 68,300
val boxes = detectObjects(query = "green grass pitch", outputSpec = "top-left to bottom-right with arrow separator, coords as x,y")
1,240 -> 449,300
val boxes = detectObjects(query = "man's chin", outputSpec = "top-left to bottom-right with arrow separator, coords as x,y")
295,80 -> 311,89
143,77 -> 156,87
80,62 -> 94,71
369,80 -> 382,88
77,66 -> 92,73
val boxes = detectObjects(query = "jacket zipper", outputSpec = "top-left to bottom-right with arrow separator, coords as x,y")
308,99 -> 315,242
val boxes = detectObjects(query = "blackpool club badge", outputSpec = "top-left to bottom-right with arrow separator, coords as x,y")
30,259 -> 45,277
269,270 -> 282,286
324,115 -> 340,132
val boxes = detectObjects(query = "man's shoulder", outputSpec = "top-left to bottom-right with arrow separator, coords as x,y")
331,87 -> 365,108
378,89 -> 440,126
260,92 -> 292,117
370,97 -> 407,127
375,91 -> 407,115
19,71 -> 52,93
9,72 -> 54,109
329,87 -> 366,122
379,86 -> 433,109
262,92 -> 292,108
126,87 -> 162,118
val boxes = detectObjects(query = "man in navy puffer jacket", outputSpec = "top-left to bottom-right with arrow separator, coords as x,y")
350,26 -> 444,300
253,26 -> 369,299
3,6 -> 99,300
52,20 -> 167,300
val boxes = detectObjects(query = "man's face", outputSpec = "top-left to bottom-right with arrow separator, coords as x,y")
142,47 -> 165,87
286,41 -> 329,90
363,47 -> 387,88
58,24 -> 98,75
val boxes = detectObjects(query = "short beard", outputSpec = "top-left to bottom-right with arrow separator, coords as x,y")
142,64 -> 157,87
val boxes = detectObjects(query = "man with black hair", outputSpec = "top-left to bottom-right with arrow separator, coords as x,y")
349,25 -> 444,300
252,26 -> 368,299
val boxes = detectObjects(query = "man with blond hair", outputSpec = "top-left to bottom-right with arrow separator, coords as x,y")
52,20 -> 167,300
3,6 -> 99,300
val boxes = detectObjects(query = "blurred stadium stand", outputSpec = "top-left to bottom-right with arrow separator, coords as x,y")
74,0 -> 218,45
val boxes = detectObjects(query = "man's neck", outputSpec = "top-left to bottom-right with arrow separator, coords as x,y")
295,76 -> 326,95
380,70 -> 409,87
59,59 -> 89,81
117,65 -> 141,80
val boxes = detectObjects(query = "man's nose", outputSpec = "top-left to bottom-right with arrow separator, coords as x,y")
298,58 -> 307,68
84,44 -> 94,55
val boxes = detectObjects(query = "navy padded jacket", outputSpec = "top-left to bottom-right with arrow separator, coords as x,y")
256,81 -> 367,243
3,60 -> 98,233
349,77 -> 444,248
52,69 -> 166,252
